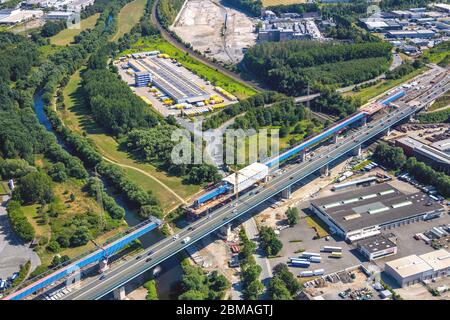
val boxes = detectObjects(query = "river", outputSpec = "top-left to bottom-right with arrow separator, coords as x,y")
33,92 -> 182,299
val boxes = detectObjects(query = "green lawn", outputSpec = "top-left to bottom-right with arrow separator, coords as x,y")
0,181 -> 10,195
119,36 -> 258,100
50,13 -> 100,46
346,67 -> 428,104
111,0 -> 147,42
60,69 -> 201,210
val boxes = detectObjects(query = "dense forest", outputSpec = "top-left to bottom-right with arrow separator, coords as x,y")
82,69 -> 161,135
242,41 -> 392,96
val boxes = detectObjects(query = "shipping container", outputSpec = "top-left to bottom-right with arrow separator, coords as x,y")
322,246 -> 342,252
301,252 -> 321,258
330,252 -> 342,258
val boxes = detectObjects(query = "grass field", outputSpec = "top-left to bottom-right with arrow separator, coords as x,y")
111,0 -> 147,42
50,14 -> 100,46
262,0 -> 306,6
0,181 -> 9,195
428,91 -> 450,112
60,69 -> 201,211
304,216 -> 330,239
119,36 -> 258,100
345,67 -> 427,104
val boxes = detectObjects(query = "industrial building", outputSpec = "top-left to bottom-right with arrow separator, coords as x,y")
0,8 -> 43,25
258,17 -> 323,42
310,183 -> 445,242
44,11 -> 75,20
385,249 -> 450,287
386,30 -> 436,39
359,18 -> 402,32
395,136 -> 450,174
357,234 -> 397,261
127,55 -> 210,104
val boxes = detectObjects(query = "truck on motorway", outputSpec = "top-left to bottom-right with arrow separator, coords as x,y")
182,236 -> 191,244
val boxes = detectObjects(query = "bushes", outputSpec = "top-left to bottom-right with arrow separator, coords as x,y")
144,279 -> 158,300
84,177 -> 126,220
13,171 -> 54,205
11,260 -> 31,287
7,201 -> 35,242
178,260 -> 230,300
418,108 -> 450,124
223,0 -> 262,16
203,91 -> 284,130
98,162 -> 160,209
157,0 -> 186,28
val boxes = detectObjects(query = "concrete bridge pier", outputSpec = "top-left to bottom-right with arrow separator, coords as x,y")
113,286 -> 126,300
352,145 -> 362,157
384,127 -> 392,137
300,150 -> 306,162
361,117 -> 367,126
281,186 -> 291,199
333,134 -> 338,144
320,164 -> 329,176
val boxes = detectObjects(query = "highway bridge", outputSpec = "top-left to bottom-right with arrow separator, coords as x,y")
56,70 -> 448,300
6,68 -> 449,300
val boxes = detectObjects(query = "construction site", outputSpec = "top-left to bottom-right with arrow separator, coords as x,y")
170,0 -> 258,64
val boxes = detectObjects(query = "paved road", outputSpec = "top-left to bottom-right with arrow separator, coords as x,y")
0,196 -> 40,279
39,70 -> 450,300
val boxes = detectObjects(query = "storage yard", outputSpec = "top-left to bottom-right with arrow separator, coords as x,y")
170,0 -> 257,64
115,52 -> 236,117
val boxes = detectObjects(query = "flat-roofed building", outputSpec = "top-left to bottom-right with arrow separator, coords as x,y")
45,11 -> 75,21
385,249 -> 450,287
310,183 -> 444,242
357,234 -> 397,261
386,30 -> 436,39
395,136 -> 450,174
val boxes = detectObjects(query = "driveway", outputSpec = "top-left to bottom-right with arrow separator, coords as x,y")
0,196 -> 40,279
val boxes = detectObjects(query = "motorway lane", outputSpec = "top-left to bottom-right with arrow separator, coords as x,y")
62,77 -> 449,300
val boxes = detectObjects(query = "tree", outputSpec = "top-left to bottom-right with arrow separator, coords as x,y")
286,207 -> 299,225
273,263 -> 301,295
13,171 -> 54,204
69,226 -> 91,247
268,276 -> 293,300
6,200 -> 35,242
243,279 -> 264,300
48,162 -> 68,182
46,240 -> 61,253
139,205 -> 164,219
259,226 -> 283,256
372,143 -> 406,170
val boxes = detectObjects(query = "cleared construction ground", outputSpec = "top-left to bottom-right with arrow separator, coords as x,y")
170,0 -> 257,64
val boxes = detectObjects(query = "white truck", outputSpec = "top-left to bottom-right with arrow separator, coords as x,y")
182,236 -> 191,244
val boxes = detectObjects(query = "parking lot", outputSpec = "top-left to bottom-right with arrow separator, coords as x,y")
269,204 -> 363,278
115,55 -> 235,118
0,196 -> 40,283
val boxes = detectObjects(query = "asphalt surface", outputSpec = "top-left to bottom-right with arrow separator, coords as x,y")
48,70 -> 450,300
